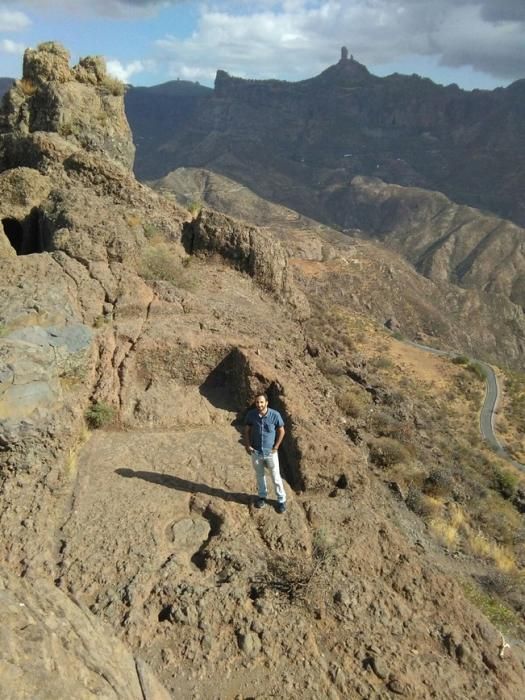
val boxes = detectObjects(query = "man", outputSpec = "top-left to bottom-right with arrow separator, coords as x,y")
243,393 -> 287,513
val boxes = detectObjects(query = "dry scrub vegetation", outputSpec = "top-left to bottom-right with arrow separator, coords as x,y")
306,303 -> 525,636
499,369 -> 525,463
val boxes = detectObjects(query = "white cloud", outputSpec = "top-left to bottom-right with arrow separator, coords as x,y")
0,7 -> 31,30
106,58 -> 146,82
0,38 -> 25,54
1,0 -> 180,19
153,1 -> 525,84
1,2 -> 523,84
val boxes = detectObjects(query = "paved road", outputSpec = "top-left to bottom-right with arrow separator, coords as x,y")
405,340 -> 524,472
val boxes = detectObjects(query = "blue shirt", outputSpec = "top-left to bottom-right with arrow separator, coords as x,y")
245,407 -> 284,452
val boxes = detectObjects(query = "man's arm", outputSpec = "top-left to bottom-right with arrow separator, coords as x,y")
243,424 -> 254,453
272,426 -> 285,452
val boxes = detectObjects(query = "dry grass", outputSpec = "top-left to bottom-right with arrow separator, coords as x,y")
429,517 -> 460,548
138,241 -> 195,289
19,77 -> 37,96
467,533 -> 516,573
499,369 -> 525,462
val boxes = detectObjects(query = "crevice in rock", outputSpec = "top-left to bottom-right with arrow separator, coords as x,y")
267,382 -> 305,493
190,504 -> 223,572
116,292 -> 156,411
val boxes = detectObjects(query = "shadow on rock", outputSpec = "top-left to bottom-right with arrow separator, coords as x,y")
115,468 -> 251,505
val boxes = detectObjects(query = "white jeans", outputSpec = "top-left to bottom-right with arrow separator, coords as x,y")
251,450 -> 286,504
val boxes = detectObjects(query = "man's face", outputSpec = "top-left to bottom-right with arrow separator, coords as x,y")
255,395 -> 268,413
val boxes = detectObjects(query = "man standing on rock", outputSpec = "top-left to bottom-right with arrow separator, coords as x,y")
243,393 -> 287,513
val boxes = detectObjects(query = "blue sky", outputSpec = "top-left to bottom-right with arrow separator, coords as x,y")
1,1 -> 524,90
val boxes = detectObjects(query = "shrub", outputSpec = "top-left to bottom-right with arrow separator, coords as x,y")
372,356 -> 394,370
143,223 -> 160,240
368,436 -> 409,468
188,200 -> 202,217
467,361 -> 485,381
19,77 -> 37,96
101,75 -> 125,96
405,485 -> 442,518
492,468 -> 518,500
139,243 -> 187,286
312,528 -> 336,562
85,401 -> 115,429
336,390 -> 363,419
316,356 -> 345,378
423,469 -> 455,498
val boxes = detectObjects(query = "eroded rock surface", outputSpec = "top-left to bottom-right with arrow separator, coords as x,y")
0,567 -> 169,700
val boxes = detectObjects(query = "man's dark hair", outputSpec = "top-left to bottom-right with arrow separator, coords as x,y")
254,392 -> 269,402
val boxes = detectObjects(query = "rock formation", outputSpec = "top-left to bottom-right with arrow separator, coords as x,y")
1,42 -> 525,699
0,41 -> 134,172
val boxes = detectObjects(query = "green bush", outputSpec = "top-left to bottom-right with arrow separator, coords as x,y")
467,361 -> 485,381
85,401 -> 115,429
451,355 -> 469,365
188,200 -> 202,217
143,223 -> 160,240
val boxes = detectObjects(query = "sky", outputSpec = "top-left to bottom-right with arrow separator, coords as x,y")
0,1 -> 524,90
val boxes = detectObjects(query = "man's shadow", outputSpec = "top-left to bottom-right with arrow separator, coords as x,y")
115,468 -> 251,505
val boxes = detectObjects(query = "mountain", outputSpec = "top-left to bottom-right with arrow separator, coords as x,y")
0,77 -> 14,97
125,80 -> 212,180
127,51 -> 525,228
2,43 -> 525,698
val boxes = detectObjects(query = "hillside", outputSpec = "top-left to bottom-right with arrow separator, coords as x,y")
2,43 -> 525,699
126,50 -> 525,228
152,167 -> 525,370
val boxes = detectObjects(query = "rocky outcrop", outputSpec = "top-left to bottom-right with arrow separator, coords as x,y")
183,208 -> 310,319
0,42 -> 134,171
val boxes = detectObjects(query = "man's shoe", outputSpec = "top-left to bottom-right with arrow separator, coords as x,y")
277,501 -> 287,514
254,498 -> 266,509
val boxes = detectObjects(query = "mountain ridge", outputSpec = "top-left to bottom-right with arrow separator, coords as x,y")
126,51 -> 525,229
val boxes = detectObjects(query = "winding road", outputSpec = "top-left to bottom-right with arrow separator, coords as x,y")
406,340 -> 525,473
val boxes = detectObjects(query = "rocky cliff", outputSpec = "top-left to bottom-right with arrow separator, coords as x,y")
2,43 -> 525,699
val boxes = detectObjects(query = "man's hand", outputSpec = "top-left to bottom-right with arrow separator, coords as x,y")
245,445 -> 254,454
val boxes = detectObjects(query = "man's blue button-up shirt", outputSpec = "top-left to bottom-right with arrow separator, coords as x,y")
244,407 -> 284,452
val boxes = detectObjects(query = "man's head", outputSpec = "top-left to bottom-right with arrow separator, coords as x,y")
254,393 -> 269,413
